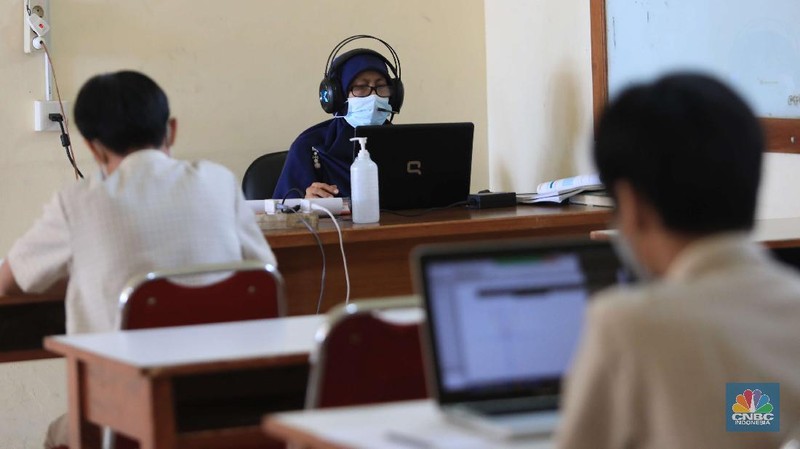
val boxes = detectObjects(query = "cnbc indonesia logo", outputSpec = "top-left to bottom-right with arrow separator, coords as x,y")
732,389 -> 773,424
727,384 -> 780,432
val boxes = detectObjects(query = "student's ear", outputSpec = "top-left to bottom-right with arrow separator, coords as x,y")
165,118 -> 177,152
614,179 -> 660,234
613,180 -> 644,233
85,139 -> 108,165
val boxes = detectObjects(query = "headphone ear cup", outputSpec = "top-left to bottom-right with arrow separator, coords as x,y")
319,78 -> 341,114
390,78 -> 404,113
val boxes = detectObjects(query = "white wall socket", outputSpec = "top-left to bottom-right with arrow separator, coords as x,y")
24,0 -> 50,54
34,100 -> 68,132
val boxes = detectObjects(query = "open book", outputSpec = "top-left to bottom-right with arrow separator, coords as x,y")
517,174 -> 605,204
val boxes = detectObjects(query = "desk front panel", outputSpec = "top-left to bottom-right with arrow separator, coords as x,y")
0,295 -> 64,362
267,206 -> 613,315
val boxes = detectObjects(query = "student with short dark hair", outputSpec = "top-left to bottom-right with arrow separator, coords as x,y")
556,74 -> 800,448
0,70 -> 276,447
0,70 -> 276,333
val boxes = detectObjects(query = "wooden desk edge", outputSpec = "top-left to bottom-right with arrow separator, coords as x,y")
177,425 -> 275,448
0,349 -> 60,363
266,207 -> 613,248
262,415 -> 350,449
43,335 -> 310,377
144,352 -> 311,377
0,293 -> 64,306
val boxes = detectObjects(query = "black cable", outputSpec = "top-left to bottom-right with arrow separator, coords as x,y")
380,200 -> 469,218
285,207 -> 327,314
280,188 -> 305,205
41,41 -> 82,181
51,114 -> 84,179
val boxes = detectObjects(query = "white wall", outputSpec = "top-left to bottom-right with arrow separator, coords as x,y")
483,0 -> 800,220
484,0 -> 595,193
758,153 -> 800,219
0,1 -> 487,446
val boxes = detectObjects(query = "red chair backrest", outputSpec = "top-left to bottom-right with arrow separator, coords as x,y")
122,268 -> 282,330
309,312 -> 428,408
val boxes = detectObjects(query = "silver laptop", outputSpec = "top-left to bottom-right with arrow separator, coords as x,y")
414,238 -> 630,439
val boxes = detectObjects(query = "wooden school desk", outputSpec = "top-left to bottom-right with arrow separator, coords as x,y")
265,205 -> 613,315
589,216 -> 800,249
263,399 -> 553,449
0,205 -> 610,362
43,315 -> 324,449
5,214 -> 800,363
0,292 -> 64,362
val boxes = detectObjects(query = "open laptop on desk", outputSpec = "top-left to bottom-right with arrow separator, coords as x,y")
354,122 -> 474,210
414,238 -> 630,439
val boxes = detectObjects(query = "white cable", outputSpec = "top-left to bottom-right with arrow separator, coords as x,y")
308,203 -> 350,305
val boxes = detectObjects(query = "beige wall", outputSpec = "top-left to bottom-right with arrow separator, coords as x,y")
485,0 -> 595,193
0,1 -> 487,446
4,0 -> 800,446
0,0 -> 489,254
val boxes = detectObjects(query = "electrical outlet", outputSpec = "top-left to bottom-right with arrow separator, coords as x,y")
34,100 -> 68,132
23,0 -> 50,54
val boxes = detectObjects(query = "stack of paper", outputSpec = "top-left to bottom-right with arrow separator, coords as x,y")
517,174 -> 605,204
567,191 -> 615,208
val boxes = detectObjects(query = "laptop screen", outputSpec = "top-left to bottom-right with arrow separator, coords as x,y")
416,239 -> 629,404
354,123 -> 474,210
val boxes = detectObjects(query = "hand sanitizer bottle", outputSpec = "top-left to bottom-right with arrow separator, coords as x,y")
350,137 -> 380,224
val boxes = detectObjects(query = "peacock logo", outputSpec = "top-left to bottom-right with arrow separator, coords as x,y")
727,383 -> 780,432
732,389 -> 773,414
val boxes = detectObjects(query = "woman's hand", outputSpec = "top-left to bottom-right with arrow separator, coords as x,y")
305,182 -> 339,198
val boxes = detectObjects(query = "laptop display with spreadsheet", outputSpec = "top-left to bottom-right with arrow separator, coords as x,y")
413,238 -> 630,439
353,122 -> 474,211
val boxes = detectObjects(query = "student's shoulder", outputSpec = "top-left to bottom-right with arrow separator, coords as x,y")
589,284 -> 672,335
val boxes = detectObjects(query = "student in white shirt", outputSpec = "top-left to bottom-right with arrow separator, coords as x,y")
0,70 -> 278,448
0,70 -> 277,334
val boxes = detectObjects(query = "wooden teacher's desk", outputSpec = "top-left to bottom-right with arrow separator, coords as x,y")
43,315 -> 324,449
264,205 -> 613,315
5,213 -> 800,364
0,206 -> 610,363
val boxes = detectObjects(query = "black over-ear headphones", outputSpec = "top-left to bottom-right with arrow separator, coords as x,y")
319,34 -> 404,115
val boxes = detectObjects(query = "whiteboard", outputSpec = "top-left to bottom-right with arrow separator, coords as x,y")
607,0 -> 800,118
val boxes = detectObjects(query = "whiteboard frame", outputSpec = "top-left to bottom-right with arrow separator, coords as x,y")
590,0 -> 800,154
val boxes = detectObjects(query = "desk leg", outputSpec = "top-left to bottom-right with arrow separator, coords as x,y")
138,377 -> 177,449
66,356 -> 100,449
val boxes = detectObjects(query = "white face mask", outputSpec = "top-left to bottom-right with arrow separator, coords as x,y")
611,231 -> 652,282
342,94 -> 391,128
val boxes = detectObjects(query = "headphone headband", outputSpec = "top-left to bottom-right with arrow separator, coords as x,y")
323,34 -> 401,81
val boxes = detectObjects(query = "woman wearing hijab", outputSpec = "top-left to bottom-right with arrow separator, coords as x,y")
273,38 -> 403,200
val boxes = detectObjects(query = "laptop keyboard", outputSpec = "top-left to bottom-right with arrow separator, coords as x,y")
468,396 -> 558,416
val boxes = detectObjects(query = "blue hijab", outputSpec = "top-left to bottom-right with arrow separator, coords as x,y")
273,53 -> 390,199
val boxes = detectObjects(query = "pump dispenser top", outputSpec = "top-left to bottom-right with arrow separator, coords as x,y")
349,136 -> 380,224
351,137 -> 368,154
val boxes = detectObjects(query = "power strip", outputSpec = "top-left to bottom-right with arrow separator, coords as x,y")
255,212 -> 319,231
246,197 -> 345,216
